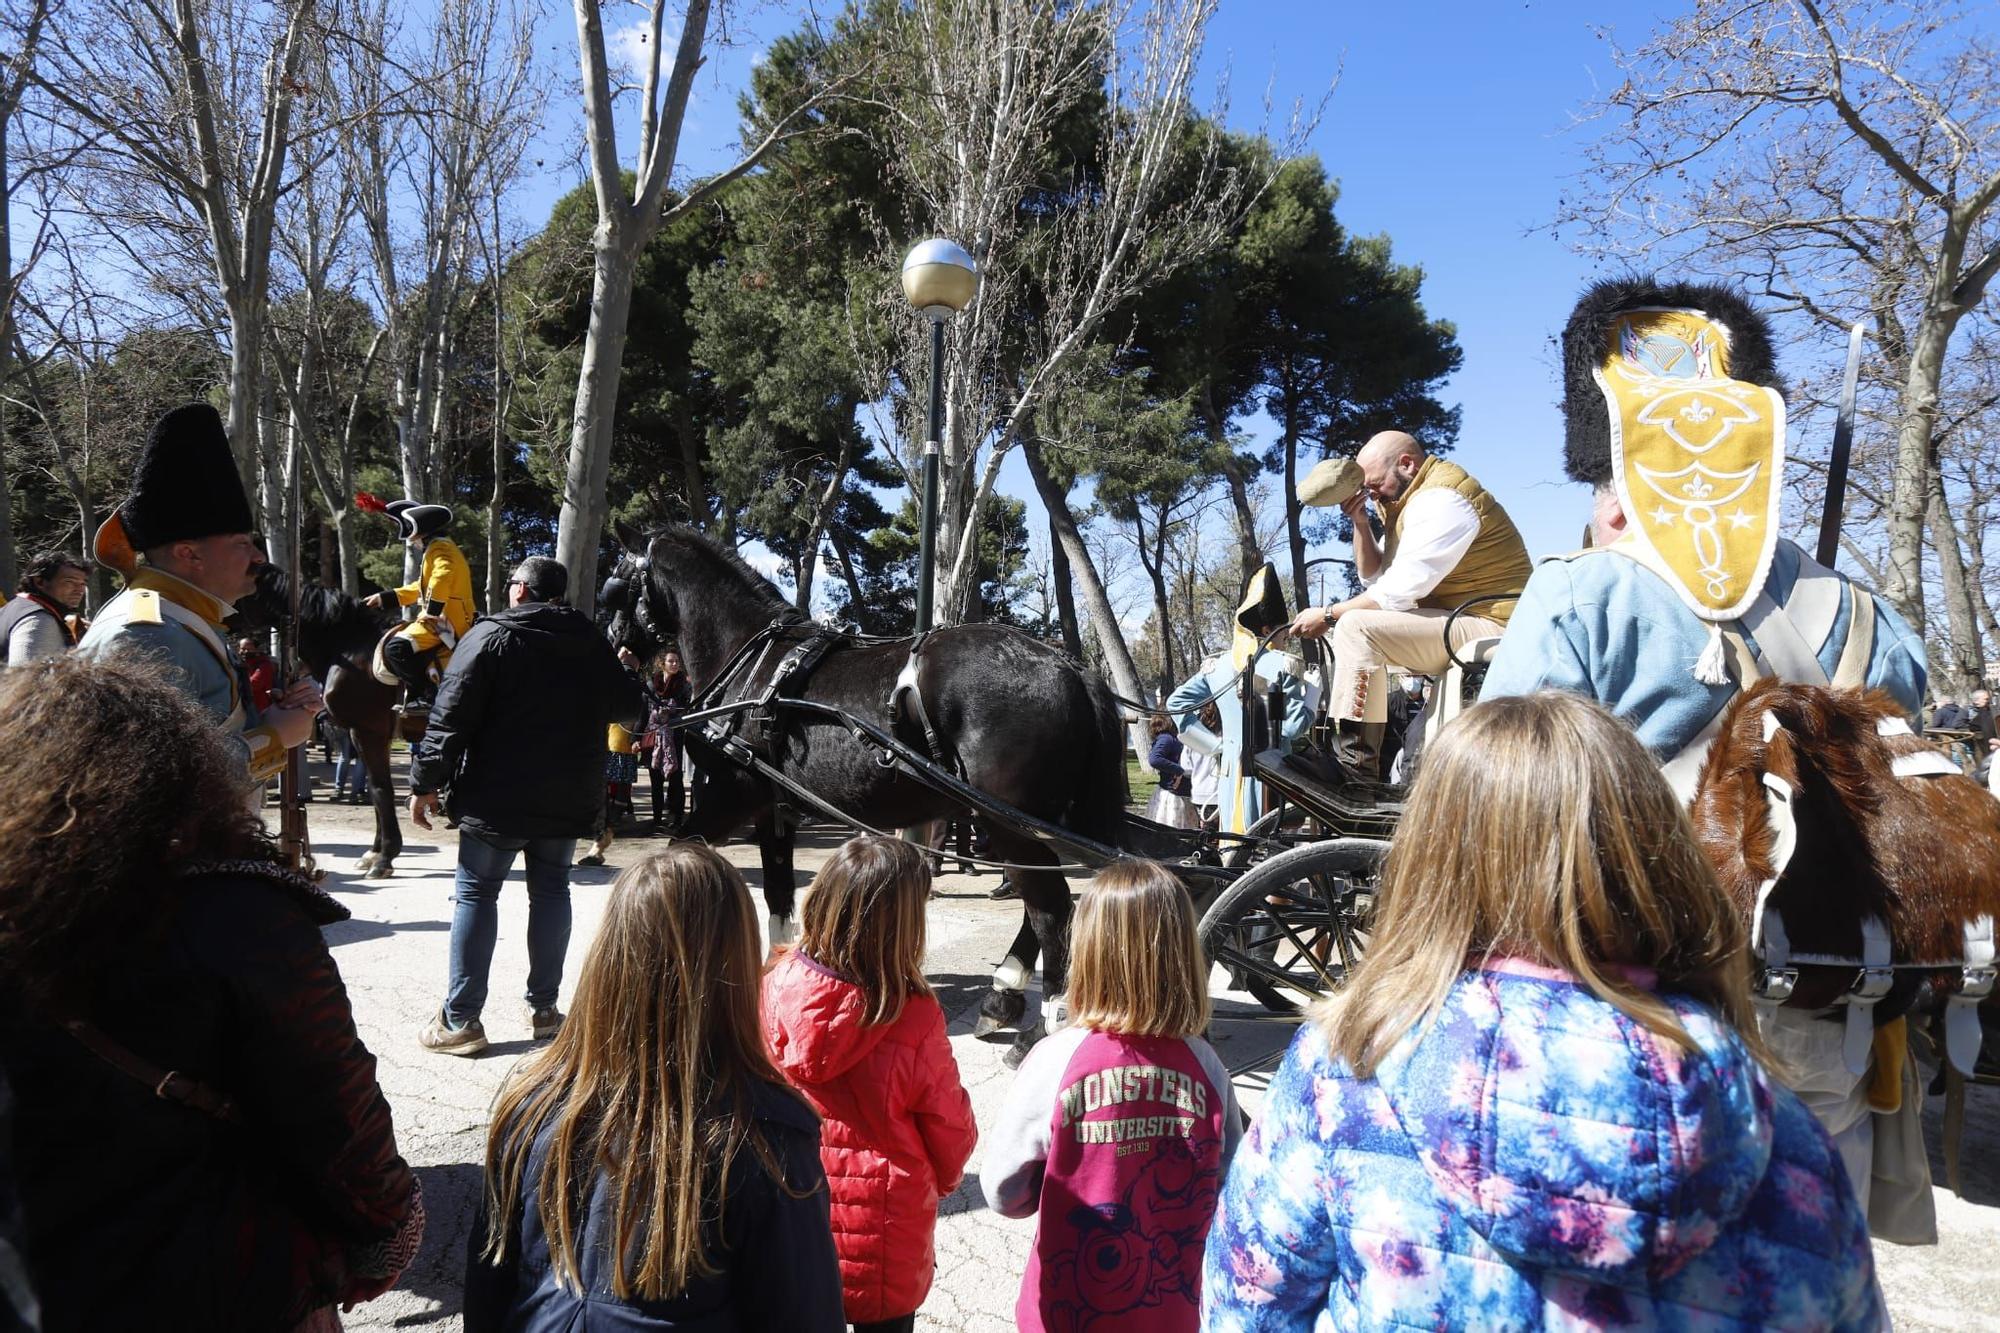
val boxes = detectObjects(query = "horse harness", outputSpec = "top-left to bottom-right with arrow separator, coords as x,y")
622,556 -> 960,778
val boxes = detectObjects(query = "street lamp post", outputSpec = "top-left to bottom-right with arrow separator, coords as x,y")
900,238 -> 977,633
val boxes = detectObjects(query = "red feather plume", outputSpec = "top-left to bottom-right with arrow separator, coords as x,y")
354,491 -> 390,513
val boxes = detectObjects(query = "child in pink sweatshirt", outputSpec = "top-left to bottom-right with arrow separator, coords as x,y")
982,859 -> 1242,1333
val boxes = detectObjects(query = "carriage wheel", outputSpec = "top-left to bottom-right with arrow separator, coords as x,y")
1220,799 -> 1319,870
1200,838 -> 1385,1015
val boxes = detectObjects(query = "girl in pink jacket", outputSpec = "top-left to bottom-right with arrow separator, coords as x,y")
763,835 -> 978,1333
983,859 -> 1242,1333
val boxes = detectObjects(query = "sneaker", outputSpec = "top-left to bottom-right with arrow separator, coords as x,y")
530,1006 -> 564,1040
418,1009 -> 488,1057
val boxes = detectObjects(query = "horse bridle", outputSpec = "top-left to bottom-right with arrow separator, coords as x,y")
602,552 -> 667,650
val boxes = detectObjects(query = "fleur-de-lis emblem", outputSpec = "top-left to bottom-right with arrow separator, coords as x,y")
1681,399 -> 1715,425
1682,476 -> 1715,499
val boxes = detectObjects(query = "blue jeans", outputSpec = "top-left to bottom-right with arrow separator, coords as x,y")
445,828 -> 578,1028
333,732 -> 370,798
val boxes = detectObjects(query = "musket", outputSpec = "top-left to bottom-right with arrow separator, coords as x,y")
279,424 -> 311,874
1815,322 -> 1866,569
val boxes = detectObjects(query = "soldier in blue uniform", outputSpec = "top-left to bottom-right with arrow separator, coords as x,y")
76,403 -> 322,787
1481,278 -> 1934,1244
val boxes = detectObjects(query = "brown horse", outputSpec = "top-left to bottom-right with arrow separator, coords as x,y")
1690,677 -> 2000,1020
243,567 -> 418,876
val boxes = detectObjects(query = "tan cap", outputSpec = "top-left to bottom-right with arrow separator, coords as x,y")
1298,457 -> 1364,508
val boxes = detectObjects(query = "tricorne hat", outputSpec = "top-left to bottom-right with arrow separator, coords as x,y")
1560,277 -> 1786,626
1297,457 -> 1364,509
95,404 -> 254,572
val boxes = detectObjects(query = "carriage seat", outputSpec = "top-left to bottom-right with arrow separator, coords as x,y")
1250,745 -> 1406,822
1419,633 -> 1504,749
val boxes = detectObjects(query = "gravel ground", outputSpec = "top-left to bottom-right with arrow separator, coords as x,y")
285,757 -> 2000,1331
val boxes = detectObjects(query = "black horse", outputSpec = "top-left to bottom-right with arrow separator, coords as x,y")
603,524 -> 1127,1061
242,567 -> 411,876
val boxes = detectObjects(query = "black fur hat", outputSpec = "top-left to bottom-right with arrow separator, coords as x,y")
1561,276 -> 1783,487
120,403 -> 254,549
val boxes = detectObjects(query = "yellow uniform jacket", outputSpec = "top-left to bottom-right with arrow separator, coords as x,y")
392,537 -> 478,654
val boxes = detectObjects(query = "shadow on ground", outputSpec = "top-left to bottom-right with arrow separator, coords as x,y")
386,1162 -> 485,1326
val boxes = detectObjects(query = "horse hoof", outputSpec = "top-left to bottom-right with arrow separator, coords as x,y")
355,852 -> 376,874
1002,1023 -> 1047,1071
975,987 -> 1027,1038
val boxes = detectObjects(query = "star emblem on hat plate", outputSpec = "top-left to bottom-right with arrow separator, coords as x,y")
1649,504 -> 1677,526
1726,508 -> 1758,530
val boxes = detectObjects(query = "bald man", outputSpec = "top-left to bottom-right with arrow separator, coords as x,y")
1289,431 -> 1531,781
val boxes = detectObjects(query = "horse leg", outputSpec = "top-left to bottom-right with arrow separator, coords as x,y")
357,727 -> 400,878
974,830 -> 1073,1068
758,812 -> 798,948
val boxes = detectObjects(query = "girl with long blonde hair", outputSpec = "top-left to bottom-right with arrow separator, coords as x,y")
466,842 -> 843,1330
1202,691 -> 1883,1332
983,858 -> 1242,1333
761,835 -> 977,1333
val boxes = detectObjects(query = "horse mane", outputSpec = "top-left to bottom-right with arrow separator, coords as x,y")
650,525 -> 805,623
295,581 -> 385,651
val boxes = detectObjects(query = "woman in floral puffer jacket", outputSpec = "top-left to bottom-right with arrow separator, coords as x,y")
764,836 -> 978,1332
1203,693 -> 1884,1332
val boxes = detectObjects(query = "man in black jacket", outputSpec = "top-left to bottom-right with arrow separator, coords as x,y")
410,556 -> 644,1056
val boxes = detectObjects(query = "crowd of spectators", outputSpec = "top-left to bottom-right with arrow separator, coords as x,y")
0,649 -> 1892,1329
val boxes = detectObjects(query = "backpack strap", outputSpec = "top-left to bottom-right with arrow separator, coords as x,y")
62,1020 -> 244,1125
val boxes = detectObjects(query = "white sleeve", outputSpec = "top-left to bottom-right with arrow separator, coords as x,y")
1189,1037 -> 1246,1168
10,614 -> 67,664
1361,490 -> 1482,612
980,1026 -> 1087,1219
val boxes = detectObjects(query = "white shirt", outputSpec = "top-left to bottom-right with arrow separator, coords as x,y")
1359,489 -> 1482,612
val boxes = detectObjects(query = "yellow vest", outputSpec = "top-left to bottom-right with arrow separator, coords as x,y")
1378,456 -> 1532,624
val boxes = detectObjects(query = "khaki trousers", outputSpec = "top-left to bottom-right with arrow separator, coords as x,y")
1329,608 -> 1506,723
1760,1007 -> 1937,1245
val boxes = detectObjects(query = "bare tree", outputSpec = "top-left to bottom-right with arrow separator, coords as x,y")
346,0 -> 539,517
552,0 -> 830,613
881,0 -> 1300,626
1561,0 -> 2000,637
32,0 -> 332,484
0,0 -> 55,590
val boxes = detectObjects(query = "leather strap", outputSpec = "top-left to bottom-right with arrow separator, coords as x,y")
63,1020 -> 244,1124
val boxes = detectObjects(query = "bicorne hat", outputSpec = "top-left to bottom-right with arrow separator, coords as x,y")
117,403 -> 255,551
1560,276 -> 1788,627
385,500 -> 453,541
1234,563 -> 1290,638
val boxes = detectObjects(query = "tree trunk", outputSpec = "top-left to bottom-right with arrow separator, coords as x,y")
318,515 -> 338,587
225,300 -> 266,489
1927,465 -> 1987,693
0,115 -> 15,595
1215,447 -> 1261,588
1881,296 -> 1958,636
1023,436 -> 1146,717
554,238 -> 638,615
1049,508 -> 1082,658
793,445 -> 853,616
825,523 -> 875,635
1281,405 -> 1308,611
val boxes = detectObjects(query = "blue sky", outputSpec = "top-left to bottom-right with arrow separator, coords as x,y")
501,0 -> 1644,599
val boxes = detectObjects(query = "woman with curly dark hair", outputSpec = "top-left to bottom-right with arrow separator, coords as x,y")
0,655 -> 423,1332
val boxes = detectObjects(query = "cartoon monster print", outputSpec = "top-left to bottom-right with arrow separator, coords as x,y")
1045,1133 -> 1222,1331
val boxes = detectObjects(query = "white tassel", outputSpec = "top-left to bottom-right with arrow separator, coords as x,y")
1692,623 -> 1731,686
